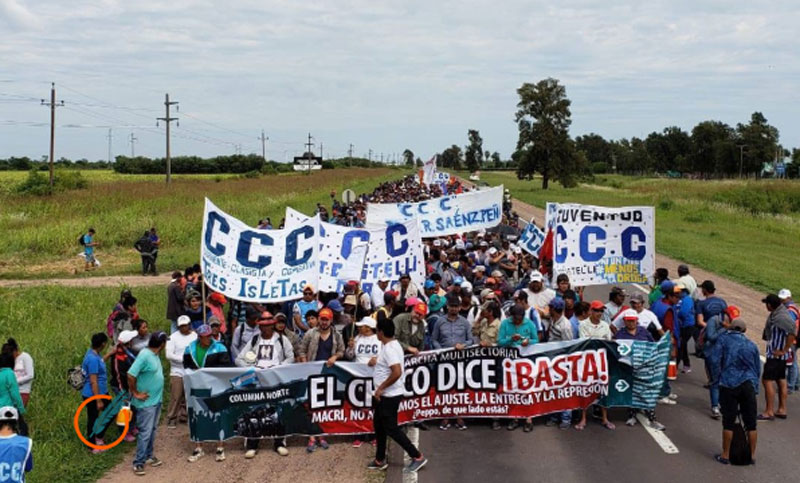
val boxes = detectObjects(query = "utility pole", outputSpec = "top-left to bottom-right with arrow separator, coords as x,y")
380,152 -> 384,163
157,93 -> 179,184
348,143 -> 353,167
40,82 -> 64,189
129,132 -> 138,157
368,149 -> 372,162
305,132 -> 314,174
106,128 -> 113,163
320,142 -> 323,160
260,130 -> 268,161
737,144 -> 746,178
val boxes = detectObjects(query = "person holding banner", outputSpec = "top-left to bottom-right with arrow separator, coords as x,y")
577,302 -> 615,431
545,299 -> 576,430
292,285 -> 322,336
367,318 -> 428,473
432,294 -> 474,431
497,304 -> 538,432
395,303 -> 427,355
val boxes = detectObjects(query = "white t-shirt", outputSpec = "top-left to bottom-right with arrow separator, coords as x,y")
579,319 -> 613,340
524,288 -> 555,317
354,334 -> 382,364
371,284 -> 386,309
374,339 -> 405,398
166,330 -> 197,377
254,333 -> 293,369
612,308 -> 662,331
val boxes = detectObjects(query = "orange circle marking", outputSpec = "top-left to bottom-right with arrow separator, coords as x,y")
73,394 -> 130,450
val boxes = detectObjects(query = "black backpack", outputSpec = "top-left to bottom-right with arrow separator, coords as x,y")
78,234 -> 86,246
729,417 -> 752,466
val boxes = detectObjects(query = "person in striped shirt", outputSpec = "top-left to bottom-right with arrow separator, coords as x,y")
759,294 -> 796,420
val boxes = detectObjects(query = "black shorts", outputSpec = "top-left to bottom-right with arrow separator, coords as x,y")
763,358 -> 787,381
720,382 -> 757,431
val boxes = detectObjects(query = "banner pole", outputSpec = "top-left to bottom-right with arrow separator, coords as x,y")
201,278 -> 208,326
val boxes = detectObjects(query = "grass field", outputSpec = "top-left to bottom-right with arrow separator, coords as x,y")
0,168 -> 406,279
0,284 -> 168,483
460,171 -> 800,295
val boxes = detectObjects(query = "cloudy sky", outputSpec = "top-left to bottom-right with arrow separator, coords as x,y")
1,0 -> 797,162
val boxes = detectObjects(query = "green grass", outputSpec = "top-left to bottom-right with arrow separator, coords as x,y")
0,284 -> 169,483
460,171 -> 800,295
0,168 -> 407,279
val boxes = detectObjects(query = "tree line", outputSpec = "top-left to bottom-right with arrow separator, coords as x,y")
433,78 -> 799,189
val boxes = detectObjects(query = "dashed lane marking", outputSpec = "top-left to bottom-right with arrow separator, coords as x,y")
402,426 -> 420,483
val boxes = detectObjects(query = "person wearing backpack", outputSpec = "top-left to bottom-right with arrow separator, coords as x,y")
81,228 -> 99,271
133,231 -> 155,276
233,313 -> 293,459
230,309 -> 261,360
712,317 -> 759,465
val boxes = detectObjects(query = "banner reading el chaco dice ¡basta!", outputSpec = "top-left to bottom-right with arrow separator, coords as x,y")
184,336 -> 670,441
548,203 -> 655,286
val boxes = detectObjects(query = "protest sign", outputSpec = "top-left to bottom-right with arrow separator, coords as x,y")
185,336 -> 670,441
366,185 -> 503,238
285,207 -> 425,294
518,218 -> 545,255
422,155 -> 437,185
201,198 -> 319,302
552,203 -> 655,286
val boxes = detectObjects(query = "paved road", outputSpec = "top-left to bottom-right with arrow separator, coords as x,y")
387,283 -> 799,483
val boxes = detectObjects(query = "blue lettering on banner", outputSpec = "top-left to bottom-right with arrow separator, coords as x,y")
285,226 -> 314,266
341,230 -> 370,259
205,211 -> 230,256
579,226 -> 606,262
621,226 -> 646,260
236,231 -> 273,269
556,225 -> 568,263
386,223 -> 408,256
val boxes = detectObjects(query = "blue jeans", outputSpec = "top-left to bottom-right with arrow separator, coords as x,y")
550,410 -> 571,424
788,348 -> 799,391
133,403 -> 161,467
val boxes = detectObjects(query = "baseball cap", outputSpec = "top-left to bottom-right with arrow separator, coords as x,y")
355,317 -> 377,329
725,305 -> 741,321
196,324 -> 213,336
118,330 -> 138,344
210,292 -> 227,305
491,270 -> 504,279
700,280 -> 715,292
630,293 -> 645,304
413,303 -> 428,316
529,271 -> 544,282
319,308 -> 333,320
177,315 -> 191,327
327,299 -> 344,313
621,309 -> 639,321
590,300 -> 605,311
762,294 -> 782,306
405,296 -> 421,307
610,286 -> 626,296
424,279 -> 436,289
660,280 -> 674,293
778,288 -> 792,300
461,281 -> 473,293
472,265 -> 486,273
549,298 -> 565,311
487,247 -> 498,255
208,316 -> 222,327
428,294 -> 447,312
0,406 -> 18,422
730,318 -> 747,332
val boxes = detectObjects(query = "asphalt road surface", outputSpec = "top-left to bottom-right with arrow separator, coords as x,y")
388,283 -> 799,483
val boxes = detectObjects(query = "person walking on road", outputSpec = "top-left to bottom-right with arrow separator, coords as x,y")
497,304 -> 537,432
702,306 -> 740,420
367,318 -> 428,474
759,294 -> 796,421
82,228 -> 99,271
546,298 -> 576,429
675,284 -> 696,373
778,289 -> 799,393
712,318 -> 760,465
677,264 -> 698,300
577,301 -> 615,431
431,294 -> 474,431
128,332 -> 167,476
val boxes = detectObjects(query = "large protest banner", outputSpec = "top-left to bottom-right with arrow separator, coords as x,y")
201,198 -> 320,303
284,208 -> 426,294
552,203 -> 655,286
366,185 -> 503,238
185,337 -> 670,441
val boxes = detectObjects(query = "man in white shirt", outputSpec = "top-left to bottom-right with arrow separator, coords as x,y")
368,318 -> 428,473
165,315 -> 197,428
371,279 -> 390,311
611,293 -> 664,337
523,271 -> 555,327
576,300 -> 615,431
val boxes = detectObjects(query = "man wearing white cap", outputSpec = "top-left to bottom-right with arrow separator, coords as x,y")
0,406 -> 32,482
523,272 -> 555,330
346,317 -> 382,365
165,316 -> 196,429
779,289 -> 799,393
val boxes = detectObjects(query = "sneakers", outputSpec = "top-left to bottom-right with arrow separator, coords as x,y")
626,417 -> 637,427
244,449 -> 257,459
318,438 -> 330,450
406,456 -> 428,473
491,421 -> 502,431
658,397 -> 677,405
188,449 -> 204,463
367,459 -> 389,470
146,457 -> 162,467
438,422 -> 451,431
133,465 -> 146,476
682,367 -> 692,374
123,433 -> 136,443
523,422 -> 534,432
167,419 -> 177,429
558,421 -> 571,430
306,442 -> 317,453
668,393 -> 679,400
276,446 -> 289,456
506,420 -> 519,431
352,439 -> 364,448
711,407 -> 721,420
215,448 -> 226,462
454,422 -> 468,431
91,439 -> 106,454
649,420 -> 666,431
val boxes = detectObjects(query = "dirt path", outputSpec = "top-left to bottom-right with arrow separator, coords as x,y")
98,423 -> 377,483
0,273 -> 172,289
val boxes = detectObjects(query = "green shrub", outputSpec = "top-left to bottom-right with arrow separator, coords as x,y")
591,162 -> 608,174
321,161 -> 335,170
14,169 -> 88,195
241,170 -> 261,179
658,199 -> 675,210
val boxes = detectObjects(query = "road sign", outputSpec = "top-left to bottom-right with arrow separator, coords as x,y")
342,189 -> 356,204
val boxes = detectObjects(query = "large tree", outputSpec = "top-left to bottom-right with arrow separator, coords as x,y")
736,112 -> 779,178
514,78 -> 575,189
690,121 -> 736,176
439,145 -> 463,169
575,133 -> 612,172
403,149 -> 415,166
464,129 -> 484,172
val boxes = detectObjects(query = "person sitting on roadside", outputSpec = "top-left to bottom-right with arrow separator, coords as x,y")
497,304 -> 538,432
712,318 -> 760,465
184,325 -> 231,463
576,301 -> 615,431
298,308 -> 344,452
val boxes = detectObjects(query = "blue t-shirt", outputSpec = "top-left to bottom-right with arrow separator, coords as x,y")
127,349 -> 164,409
81,349 -> 107,398
83,234 -> 94,255
0,434 -> 33,482
697,296 -> 727,323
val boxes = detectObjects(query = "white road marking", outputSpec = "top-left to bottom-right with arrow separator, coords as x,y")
402,426 -> 420,483
635,413 -> 680,454
631,283 -> 650,295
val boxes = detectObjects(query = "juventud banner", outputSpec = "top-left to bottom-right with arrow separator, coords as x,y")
366,185 -> 504,238
200,198 -> 320,303
284,207 -> 426,293
185,336 -> 670,441
552,203 -> 655,286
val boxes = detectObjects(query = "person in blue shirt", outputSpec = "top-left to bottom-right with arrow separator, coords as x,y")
703,306 -> 740,420
83,228 -> 98,271
695,280 -> 727,356
497,304 -> 538,432
81,333 -> 110,452
0,406 -> 32,483
712,318 -> 760,465
675,285 -> 695,373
